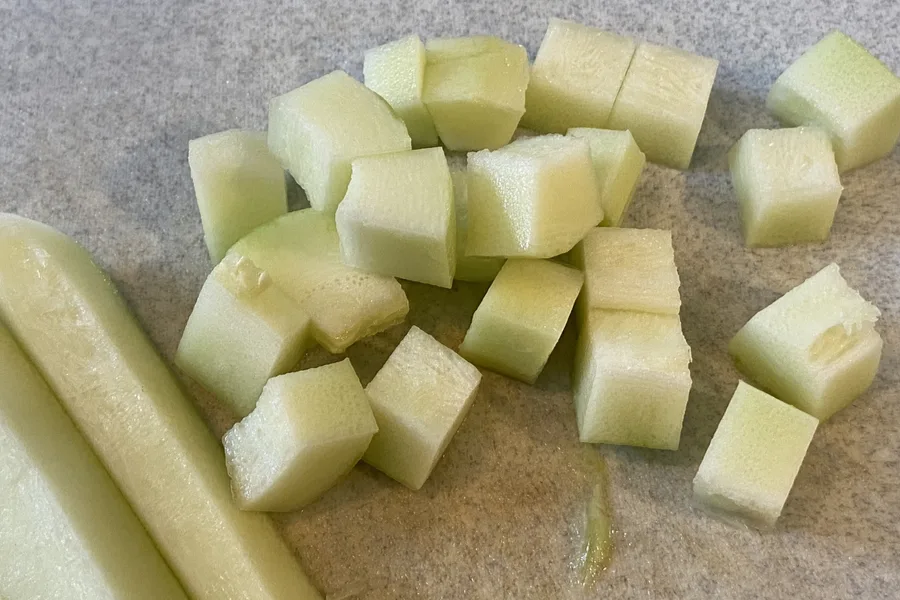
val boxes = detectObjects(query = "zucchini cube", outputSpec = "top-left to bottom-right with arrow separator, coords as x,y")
188,129 -> 287,263
693,381 -> 818,528
572,227 -> 681,317
363,327 -> 481,489
608,43 -> 718,169
423,36 -> 529,151
767,31 -> 900,172
730,127 -> 843,247
466,134 -> 603,258
567,128 -> 646,226
336,148 -> 456,288
729,263 -> 882,421
176,254 -> 312,417
523,19 -> 636,134
223,359 -> 378,512
459,259 -> 583,383
573,310 -> 692,450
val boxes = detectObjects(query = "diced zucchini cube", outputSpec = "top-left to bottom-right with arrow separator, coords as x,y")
573,310 -> 692,450
176,254 -> 312,417
693,381 -> 818,528
767,31 -> 900,172
730,127 -> 843,247
223,359 -> 378,512
336,148 -> 456,288
466,135 -> 604,258
608,43 -> 718,169
188,129 -> 287,263
423,36 -> 529,151
572,228 -> 681,316
449,168 -> 505,282
567,128 -> 646,226
459,259 -> 583,383
230,210 -> 409,354
267,70 -> 411,213
523,19 -> 636,134
363,326 -> 481,490
729,263 -> 882,421
364,34 -> 439,147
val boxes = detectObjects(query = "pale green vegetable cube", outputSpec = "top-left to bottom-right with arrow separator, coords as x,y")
364,34 -> 439,147
522,19 -> 636,134
189,129 -> 287,263
573,310 -> 692,450
572,228 -> 681,316
567,128 -> 646,226
363,326 -> 481,489
267,70 -> 411,213
693,381 -> 818,528
466,135 -> 604,258
767,31 -> 900,172
423,36 -> 530,151
0,214 -> 321,600
608,43 -> 718,169
449,168 -> 505,282
336,148 -> 456,288
231,210 -> 409,354
224,359 -> 378,512
729,263 -> 882,421
0,324 -> 187,600
459,259 -> 583,383
730,127 -> 843,247
176,254 -> 312,418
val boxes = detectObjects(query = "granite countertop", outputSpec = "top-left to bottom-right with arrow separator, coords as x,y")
3,1 -> 899,598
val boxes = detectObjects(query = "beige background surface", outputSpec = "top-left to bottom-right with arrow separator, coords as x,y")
2,1 -> 899,598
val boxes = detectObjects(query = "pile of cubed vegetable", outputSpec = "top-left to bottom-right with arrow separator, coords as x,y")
179,19 -> 895,530
1,17 -> 898,600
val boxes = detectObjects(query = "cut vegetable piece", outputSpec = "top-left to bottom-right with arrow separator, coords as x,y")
176,254 -> 312,418
459,259 -> 583,383
0,214 -> 321,600
449,169 -> 505,282
267,70 -> 411,213
224,359 -> 378,512
0,323 -> 187,600
522,19 -> 636,134
730,127 -> 843,247
336,148 -> 456,288
466,135 -> 603,258
608,43 -> 718,169
423,36 -> 530,151
567,128 -> 646,226
766,31 -> 900,172
189,129 -> 288,263
363,326 -> 481,489
364,35 -> 439,147
572,228 -> 681,316
231,209 -> 409,353
693,381 -> 818,528
573,310 -> 692,450
729,263 -> 882,421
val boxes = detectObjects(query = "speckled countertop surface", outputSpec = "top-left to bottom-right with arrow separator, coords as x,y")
3,1 -> 899,598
